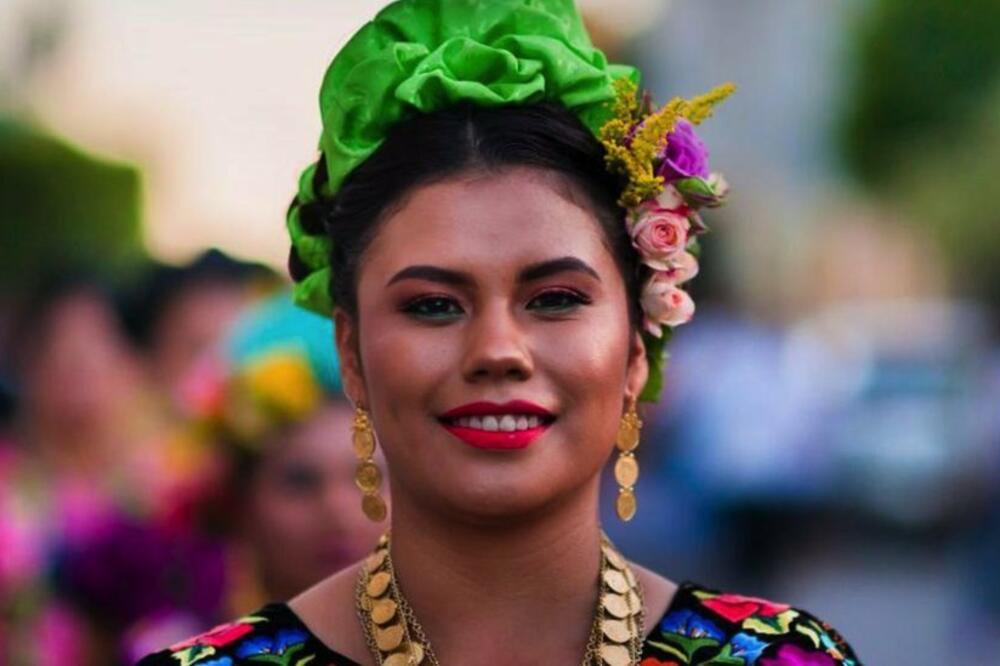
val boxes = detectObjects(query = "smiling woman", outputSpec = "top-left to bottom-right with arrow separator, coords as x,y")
138,1 -> 860,665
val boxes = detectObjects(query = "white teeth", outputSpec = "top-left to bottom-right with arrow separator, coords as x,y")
450,414 -> 548,431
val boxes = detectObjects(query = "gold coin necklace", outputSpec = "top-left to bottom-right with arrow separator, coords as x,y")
355,532 -> 644,665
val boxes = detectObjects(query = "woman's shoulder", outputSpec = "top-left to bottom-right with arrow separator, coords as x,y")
135,604 -> 357,665
643,581 -> 862,665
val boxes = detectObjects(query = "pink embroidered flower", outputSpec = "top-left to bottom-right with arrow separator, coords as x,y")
701,593 -> 791,623
631,205 -> 690,271
169,621 -> 254,651
641,274 -> 695,336
661,252 -> 700,286
759,644 -> 838,666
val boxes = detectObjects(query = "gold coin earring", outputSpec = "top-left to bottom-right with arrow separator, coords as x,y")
352,406 -> 387,522
614,398 -> 642,522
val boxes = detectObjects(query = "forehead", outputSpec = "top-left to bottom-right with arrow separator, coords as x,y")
362,168 -> 615,280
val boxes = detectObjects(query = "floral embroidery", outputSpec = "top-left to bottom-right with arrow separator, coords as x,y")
138,585 -> 859,665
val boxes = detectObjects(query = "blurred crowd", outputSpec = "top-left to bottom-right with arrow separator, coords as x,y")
0,252 -> 385,664
3,1 -> 1000,664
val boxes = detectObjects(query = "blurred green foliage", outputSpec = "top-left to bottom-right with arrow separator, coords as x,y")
841,0 -> 1000,304
0,119 -> 144,296
841,0 -> 1000,183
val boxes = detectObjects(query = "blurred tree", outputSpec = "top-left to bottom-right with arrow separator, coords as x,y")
0,120 -> 143,297
840,0 -> 1000,184
840,0 -> 1000,308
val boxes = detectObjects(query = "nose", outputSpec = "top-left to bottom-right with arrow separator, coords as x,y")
460,300 -> 533,384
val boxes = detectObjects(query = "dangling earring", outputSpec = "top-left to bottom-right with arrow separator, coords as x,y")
614,398 -> 642,522
352,406 -> 387,522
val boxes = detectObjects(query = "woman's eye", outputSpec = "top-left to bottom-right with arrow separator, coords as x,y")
403,296 -> 464,320
527,290 -> 590,313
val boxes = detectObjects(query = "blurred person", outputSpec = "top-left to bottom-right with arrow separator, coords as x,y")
141,2 -> 860,664
1,273 -> 181,665
125,249 -> 280,404
179,292 -> 387,613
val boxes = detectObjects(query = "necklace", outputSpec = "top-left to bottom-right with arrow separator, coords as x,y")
354,532 -> 644,666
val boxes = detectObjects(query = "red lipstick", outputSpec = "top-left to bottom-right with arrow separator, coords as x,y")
439,400 -> 554,451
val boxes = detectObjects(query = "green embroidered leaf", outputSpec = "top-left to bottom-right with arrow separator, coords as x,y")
645,640 -> 690,663
293,656 -> 316,666
742,609 -> 799,635
796,623 -> 822,648
171,645 -> 217,666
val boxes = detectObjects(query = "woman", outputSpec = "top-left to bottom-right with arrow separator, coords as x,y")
140,1 -> 860,664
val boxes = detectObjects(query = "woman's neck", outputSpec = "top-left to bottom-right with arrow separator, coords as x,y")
387,479 -> 604,663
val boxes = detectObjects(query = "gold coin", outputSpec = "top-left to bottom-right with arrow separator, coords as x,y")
602,543 -> 626,570
615,488 -> 637,522
355,461 -> 382,492
370,598 -> 398,625
615,422 -> 639,452
375,624 -> 405,651
352,428 -> 376,459
366,571 -> 392,598
362,493 -> 388,522
603,569 -> 629,594
601,618 -> 632,643
599,643 -> 631,666
382,654 -> 410,666
602,593 -> 630,619
409,642 -> 425,663
365,548 -> 388,573
613,454 -> 639,488
378,533 -> 389,546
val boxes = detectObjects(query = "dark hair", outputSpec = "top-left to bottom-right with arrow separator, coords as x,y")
289,102 -> 641,327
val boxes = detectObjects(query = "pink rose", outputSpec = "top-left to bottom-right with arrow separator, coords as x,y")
641,274 -> 696,336
631,206 -> 690,271
661,252 -> 699,286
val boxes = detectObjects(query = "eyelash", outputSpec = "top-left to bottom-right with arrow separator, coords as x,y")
401,289 -> 592,321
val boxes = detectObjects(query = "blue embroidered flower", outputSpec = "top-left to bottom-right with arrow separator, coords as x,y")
660,609 -> 725,641
235,628 -> 308,658
730,632 -> 768,663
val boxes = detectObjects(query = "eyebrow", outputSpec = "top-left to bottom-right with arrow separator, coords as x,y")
386,256 -> 601,288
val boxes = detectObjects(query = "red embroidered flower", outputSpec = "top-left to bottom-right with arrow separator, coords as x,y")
640,659 -> 680,666
169,621 -> 255,651
701,593 -> 791,623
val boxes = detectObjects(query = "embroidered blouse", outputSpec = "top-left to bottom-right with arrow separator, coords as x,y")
137,581 -> 861,665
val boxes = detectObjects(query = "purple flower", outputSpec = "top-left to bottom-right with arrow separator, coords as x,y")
658,120 -> 710,181
759,644 -> 837,666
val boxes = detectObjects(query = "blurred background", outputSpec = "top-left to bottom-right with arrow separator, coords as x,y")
1,0 -> 998,663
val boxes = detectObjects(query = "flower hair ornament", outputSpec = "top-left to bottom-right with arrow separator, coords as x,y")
286,0 -> 733,402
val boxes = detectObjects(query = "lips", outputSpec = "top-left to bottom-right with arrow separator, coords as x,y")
439,400 -> 555,450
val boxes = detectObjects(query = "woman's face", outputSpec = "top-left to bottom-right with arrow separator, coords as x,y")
337,167 -> 647,522
248,403 -> 386,598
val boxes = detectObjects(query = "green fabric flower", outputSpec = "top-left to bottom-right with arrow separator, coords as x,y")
287,0 -> 637,316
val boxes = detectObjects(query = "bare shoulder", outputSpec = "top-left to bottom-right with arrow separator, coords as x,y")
289,560 -> 373,665
628,560 -> 679,637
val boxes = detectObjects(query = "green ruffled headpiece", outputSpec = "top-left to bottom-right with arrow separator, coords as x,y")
288,0 -> 733,403
287,0 -> 636,316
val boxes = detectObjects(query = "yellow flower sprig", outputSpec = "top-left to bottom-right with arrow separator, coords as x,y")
600,78 -> 736,208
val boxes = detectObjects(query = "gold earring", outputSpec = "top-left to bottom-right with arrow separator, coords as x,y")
352,406 -> 387,522
614,398 -> 642,522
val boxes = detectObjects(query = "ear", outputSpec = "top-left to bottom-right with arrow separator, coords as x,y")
624,330 -> 649,407
334,308 -> 368,407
